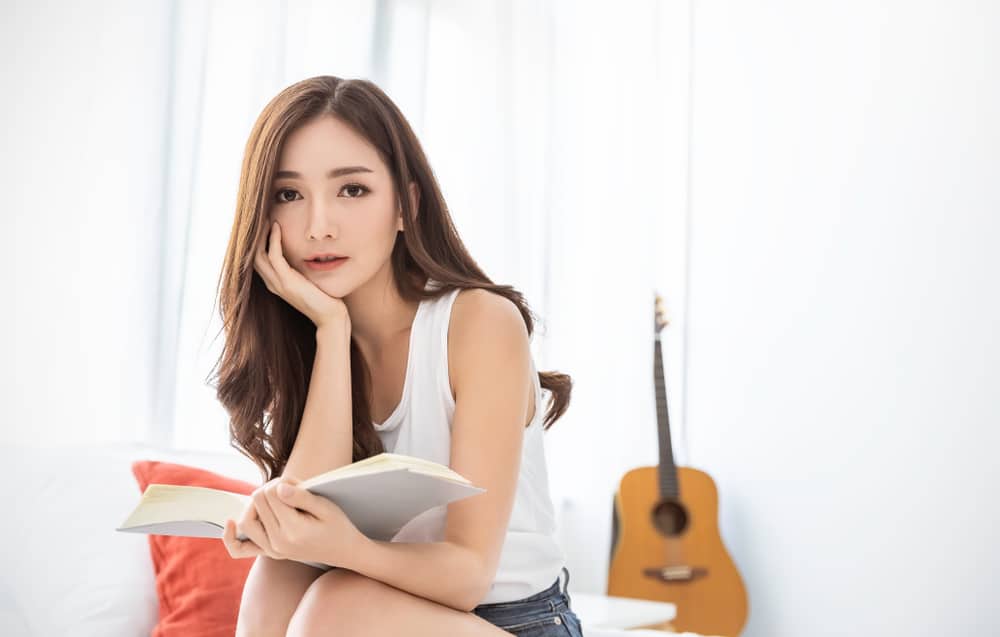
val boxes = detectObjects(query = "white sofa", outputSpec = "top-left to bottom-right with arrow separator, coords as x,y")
1,442 -> 679,637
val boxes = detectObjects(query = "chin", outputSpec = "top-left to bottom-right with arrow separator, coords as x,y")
313,278 -> 350,298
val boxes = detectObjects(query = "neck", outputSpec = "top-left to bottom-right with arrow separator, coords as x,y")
343,264 -> 421,357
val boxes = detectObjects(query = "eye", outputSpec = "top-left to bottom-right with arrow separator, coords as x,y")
340,183 -> 370,198
272,183 -> 369,204
273,188 -> 301,204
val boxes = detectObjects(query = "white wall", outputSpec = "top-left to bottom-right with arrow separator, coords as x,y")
687,1 -> 1000,635
4,0 -> 172,445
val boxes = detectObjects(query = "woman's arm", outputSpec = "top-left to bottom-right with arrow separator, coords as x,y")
335,290 -> 533,611
346,539 -> 492,612
283,322 -> 355,480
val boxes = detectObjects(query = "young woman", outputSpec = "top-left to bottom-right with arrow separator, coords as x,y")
213,75 -> 581,636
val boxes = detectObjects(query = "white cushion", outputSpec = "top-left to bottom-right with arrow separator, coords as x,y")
1,442 -> 260,637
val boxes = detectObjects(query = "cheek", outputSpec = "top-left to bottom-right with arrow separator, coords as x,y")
269,208 -> 292,227
354,206 -> 400,240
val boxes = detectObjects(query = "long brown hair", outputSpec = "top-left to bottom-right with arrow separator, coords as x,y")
208,75 -> 572,482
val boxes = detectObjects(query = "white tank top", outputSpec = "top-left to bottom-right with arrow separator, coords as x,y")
371,281 -> 566,604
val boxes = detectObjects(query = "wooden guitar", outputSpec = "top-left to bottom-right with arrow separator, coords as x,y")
607,293 -> 749,636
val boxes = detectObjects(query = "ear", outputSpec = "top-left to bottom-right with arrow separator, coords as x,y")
397,180 -> 420,232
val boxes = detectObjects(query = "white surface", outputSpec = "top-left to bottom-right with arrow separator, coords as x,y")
585,628 -> 714,637
586,630 -> 673,637
687,1 -> 1000,636
572,591 -> 676,630
5,0 -> 172,447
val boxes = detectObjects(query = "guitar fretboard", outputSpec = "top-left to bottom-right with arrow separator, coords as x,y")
655,337 -> 679,499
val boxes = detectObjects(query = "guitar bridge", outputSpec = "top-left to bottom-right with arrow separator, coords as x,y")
643,565 -> 709,582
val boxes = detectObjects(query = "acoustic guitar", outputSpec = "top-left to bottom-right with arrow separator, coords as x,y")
607,292 -> 749,636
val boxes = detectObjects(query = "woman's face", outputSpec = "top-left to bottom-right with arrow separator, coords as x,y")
267,115 -> 409,298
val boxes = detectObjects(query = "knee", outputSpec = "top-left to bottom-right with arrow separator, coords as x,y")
235,604 -> 289,637
235,557 -> 317,637
286,569 -> 381,637
235,589 -> 295,637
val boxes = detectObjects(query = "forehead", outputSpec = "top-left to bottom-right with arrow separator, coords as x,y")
276,115 -> 385,175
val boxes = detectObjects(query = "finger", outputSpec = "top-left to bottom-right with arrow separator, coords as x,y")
266,480 -> 304,526
248,482 -> 284,547
254,255 -> 274,293
276,481 -> 322,519
228,519 -> 259,558
222,519 -> 237,557
221,518 -> 236,554
255,231 -> 279,292
255,488 -> 282,534
263,490 -> 296,545
235,534 -> 264,559
240,517 -> 278,558
237,501 -> 271,549
237,498 -> 259,532
266,221 -> 281,267
224,519 -> 262,559
266,221 -> 292,278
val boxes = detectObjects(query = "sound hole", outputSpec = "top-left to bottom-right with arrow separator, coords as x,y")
650,499 -> 688,536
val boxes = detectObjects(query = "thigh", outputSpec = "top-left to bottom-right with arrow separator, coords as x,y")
236,556 -> 327,637
287,569 -> 512,637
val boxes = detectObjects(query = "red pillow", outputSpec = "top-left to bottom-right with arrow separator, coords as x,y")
131,460 -> 261,637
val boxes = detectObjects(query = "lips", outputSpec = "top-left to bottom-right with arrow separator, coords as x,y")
306,252 -> 347,262
305,257 -> 349,271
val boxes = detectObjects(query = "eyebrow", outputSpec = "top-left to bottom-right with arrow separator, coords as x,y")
274,166 -> 374,180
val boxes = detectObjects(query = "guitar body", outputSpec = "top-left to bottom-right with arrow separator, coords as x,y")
609,465 -> 748,636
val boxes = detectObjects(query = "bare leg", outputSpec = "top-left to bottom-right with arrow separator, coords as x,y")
287,569 -> 514,637
235,556 -> 327,637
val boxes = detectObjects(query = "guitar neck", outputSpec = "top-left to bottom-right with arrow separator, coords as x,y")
655,337 -> 679,499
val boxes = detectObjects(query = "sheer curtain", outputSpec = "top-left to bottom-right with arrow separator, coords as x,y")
160,0 -> 692,592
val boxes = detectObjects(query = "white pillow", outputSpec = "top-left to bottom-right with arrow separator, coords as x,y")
1,442 -> 260,637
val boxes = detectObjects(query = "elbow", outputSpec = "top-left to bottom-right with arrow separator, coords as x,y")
454,587 -> 489,613
452,557 -> 494,613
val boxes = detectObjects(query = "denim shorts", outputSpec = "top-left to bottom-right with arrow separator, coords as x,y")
472,567 -> 584,636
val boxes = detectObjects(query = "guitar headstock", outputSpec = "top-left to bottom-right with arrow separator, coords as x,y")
654,291 -> 669,335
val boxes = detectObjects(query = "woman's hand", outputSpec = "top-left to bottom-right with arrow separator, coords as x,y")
221,477 -> 284,560
254,220 -> 351,332
223,475 -> 368,569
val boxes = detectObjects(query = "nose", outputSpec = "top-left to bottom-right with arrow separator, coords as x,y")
306,199 -> 339,241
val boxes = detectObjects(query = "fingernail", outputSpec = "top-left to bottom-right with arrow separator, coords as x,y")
278,483 -> 293,497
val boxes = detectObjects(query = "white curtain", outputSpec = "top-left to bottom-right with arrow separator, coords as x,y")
160,0 -> 692,593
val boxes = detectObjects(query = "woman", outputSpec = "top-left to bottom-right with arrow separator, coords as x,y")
214,75 -> 582,636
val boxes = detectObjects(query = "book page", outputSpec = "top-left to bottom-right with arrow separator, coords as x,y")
300,453 -> 471,489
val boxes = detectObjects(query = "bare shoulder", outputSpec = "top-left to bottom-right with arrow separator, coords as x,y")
450,287 -> 528,349
447,287 -> 532,398
452,288 -> 525,332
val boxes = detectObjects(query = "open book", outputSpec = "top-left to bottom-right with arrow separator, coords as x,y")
116,452 -> 485,569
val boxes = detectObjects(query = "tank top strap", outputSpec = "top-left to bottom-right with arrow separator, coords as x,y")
429,287 -> 462,410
